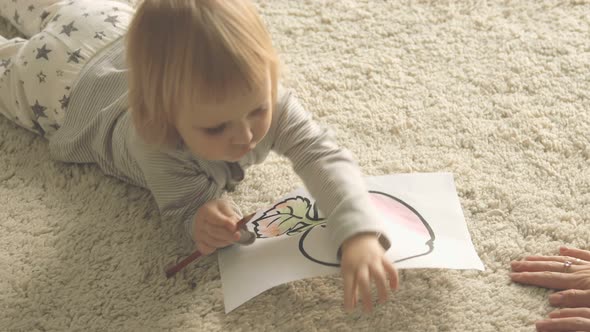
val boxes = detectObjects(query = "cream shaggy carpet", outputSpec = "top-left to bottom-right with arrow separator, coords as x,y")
1,0 -> 589,331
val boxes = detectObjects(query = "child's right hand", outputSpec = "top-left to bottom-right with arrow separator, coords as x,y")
192,199 -> 242,255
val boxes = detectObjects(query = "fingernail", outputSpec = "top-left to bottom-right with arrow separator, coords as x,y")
549,293 -> 562,305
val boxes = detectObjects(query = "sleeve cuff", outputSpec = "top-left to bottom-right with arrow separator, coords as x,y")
336,231 -> 391,260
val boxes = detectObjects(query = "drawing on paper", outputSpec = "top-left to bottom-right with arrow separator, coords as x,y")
252,191 -> 436,267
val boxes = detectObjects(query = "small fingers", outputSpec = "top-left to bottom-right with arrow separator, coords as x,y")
201,234 -> 233,249
369,263 -> 388,305
206,223 -> 241,242
196,241 -> 216,256
209,210 -> 239,232
343,271 -> 356,312
382,258 -> 399,291
195,221 -> 239,250
217,201 -> 241,228
357,267 -> 373,313
352,285 -> 358,310
548,307 -> 590,319
549,289 -> 590,308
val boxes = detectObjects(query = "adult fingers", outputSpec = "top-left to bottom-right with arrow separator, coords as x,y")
369,263 -> 388,305
510,271 -> 577,290
560,246 -> 590,262
357,267 -> 373,313
524,256 -> 583,264
535,317 -> 590,331
511,261 -> 585,273
382,258 -> 399,290
343,271 -> 356,312
549,289 -> 590,308
548,307 -> 590,319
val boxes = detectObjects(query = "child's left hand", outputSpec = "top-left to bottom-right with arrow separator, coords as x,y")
340,233 -> 399,313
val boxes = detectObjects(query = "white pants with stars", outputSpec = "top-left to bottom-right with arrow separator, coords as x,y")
0,0 -> 133,138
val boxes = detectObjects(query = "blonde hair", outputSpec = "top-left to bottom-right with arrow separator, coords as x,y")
126,0 -> 279,148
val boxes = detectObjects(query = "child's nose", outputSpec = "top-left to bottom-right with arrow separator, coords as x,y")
232,121 -> 254,144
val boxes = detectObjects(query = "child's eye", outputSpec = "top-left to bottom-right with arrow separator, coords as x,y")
250,107 -> 267,117
204,124 -> 226,135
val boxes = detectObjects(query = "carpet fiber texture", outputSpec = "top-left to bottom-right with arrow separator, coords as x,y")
1,0 -> 589,331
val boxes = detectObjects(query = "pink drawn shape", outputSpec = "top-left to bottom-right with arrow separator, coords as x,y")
257,218 -> 282,237
370,193 -> 429,236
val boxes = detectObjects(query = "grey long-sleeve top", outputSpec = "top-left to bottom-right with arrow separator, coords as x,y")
48,37 -> 390,251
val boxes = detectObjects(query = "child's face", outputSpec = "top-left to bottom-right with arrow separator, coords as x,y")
175,75 -> 272,162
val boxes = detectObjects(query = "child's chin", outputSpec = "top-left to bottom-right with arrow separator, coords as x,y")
223,155 -> 243,162
197,152 -> 236,162
227,151 -> 250,162
200,149 -> 246,162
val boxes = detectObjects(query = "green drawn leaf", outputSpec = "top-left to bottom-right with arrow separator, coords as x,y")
253,196 -> 325,238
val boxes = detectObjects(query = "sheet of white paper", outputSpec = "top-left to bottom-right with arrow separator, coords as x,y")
218,173 -> 484,313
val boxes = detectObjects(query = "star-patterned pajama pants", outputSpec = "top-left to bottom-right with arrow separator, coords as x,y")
0,0 -> 133,138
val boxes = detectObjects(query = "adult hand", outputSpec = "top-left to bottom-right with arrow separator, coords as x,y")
340,233 -> 399,313
192,199 -> 242,255
510,246 -> 590,331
